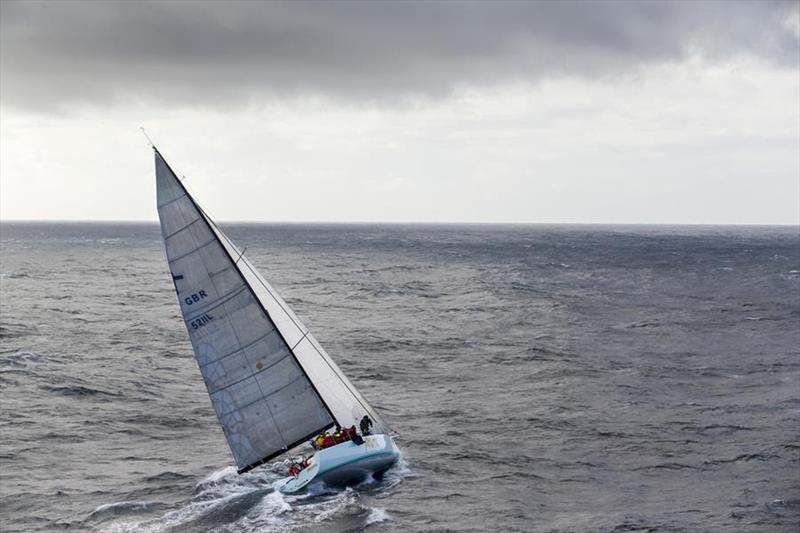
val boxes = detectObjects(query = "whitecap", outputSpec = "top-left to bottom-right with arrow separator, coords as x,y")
90,500 -> 156,518
365,507 -> 391,525
0,350 -> 43,372
196,465 -> 238,489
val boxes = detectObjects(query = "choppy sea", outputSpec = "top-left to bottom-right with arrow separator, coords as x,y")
1,222 -> 798,532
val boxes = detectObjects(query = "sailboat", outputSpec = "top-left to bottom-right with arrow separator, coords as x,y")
152,146 -> 399,493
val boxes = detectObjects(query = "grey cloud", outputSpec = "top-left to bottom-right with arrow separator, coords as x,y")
1,0 -> 797,110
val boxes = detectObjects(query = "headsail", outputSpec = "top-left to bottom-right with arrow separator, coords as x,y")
208,217 -> 390,433
154,149 -> 387,474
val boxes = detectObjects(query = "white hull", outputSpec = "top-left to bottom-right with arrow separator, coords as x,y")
276,434 -> 399,493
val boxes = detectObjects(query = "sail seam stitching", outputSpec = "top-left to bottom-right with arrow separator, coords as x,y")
164,216 -> 203,240
209,264 -> 235,279
214,373 -> 306,416
198,329 -> 278,370
168,238 -> 216,263
157,193 -> 187,209
223,316 -> 289,450
207,352 -> 292,394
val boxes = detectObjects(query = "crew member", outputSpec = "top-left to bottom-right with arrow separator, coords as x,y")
359,415 -> 373,436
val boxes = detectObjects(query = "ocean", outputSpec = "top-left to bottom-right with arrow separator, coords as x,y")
1,222 -> 798,532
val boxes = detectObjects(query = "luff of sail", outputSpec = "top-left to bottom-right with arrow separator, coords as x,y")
154,149 -> 387,474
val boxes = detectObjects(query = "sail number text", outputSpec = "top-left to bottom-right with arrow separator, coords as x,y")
190,313 -> 214,330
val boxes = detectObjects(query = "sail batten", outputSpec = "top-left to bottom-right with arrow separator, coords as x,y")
154,148 -> 388,473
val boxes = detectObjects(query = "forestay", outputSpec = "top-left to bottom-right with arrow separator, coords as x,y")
154,149 -> 386,474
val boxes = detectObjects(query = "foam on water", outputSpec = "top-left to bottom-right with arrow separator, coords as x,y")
90,500 -> 163,520
0,350 -> 43,372
365,507 -> 391,525
101,468 -> 286,532
99,456 -> 410,532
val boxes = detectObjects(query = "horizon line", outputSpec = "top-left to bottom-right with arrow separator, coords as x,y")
1,219 -> 798,228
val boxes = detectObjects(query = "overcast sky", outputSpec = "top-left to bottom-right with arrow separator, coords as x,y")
1,0 -> 798,224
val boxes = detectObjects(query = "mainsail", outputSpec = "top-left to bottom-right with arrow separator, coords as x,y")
154,149 -> 387,473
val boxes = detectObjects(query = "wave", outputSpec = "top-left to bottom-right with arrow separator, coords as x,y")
699,424 -> 753,434
0,350 -> 44,372
344,264 -> 430,278
364,507 -> 390,526
42,385 -> 121,398
89,500 -> 166,521
702,453 -> 778,467
632,462 -> 697,471
1,272 -> 32,279
0,321 -> 39,336
626,321 -> 662,329
143,471 -> 195,484
121,413 -> 205,429
349,337 -> 416,352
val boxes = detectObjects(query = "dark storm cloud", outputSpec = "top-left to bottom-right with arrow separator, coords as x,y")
1,0 -> 797,109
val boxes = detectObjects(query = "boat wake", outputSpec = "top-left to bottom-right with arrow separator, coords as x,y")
99,454 -> 410,532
